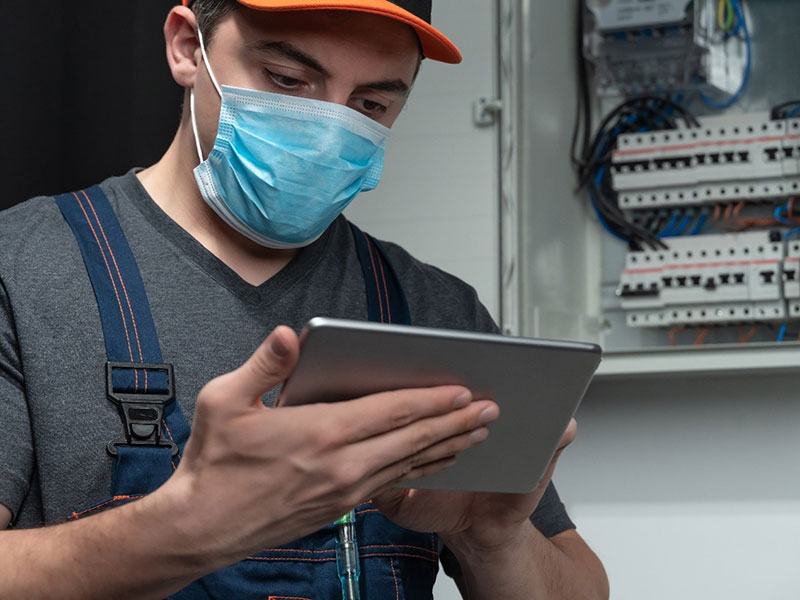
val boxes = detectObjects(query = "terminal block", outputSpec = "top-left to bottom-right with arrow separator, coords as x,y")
618,231 -> 800,328
610,113 -> 800,209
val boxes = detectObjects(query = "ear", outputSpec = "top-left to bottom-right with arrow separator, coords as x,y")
164,5 -> 200,88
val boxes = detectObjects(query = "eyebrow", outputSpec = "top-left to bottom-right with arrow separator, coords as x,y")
358,79 -> 410,95
249,41 -> 410,96
249,41 -> 330,76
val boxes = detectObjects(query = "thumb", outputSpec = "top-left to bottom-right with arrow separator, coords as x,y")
224,326 -> 300,405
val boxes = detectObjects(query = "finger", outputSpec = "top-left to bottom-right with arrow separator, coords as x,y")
369,455 -> 458,499
212,326 -> 300,406
335,385 -> 474,443
356,399 -> 498,483
533,419 -> 579,495
556,418 -> 578,453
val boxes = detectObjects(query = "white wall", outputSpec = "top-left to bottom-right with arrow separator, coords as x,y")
345,0 -> 500,321
557,373 -> 800,599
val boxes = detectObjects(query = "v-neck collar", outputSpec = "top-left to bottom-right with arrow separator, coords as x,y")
112,170 -> 333,306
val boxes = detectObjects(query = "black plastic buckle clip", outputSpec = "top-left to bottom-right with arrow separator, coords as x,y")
105,361 -> 178,457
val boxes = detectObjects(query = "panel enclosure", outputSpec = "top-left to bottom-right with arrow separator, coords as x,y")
512,0 -> 800,371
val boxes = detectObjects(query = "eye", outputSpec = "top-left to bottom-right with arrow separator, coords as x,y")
265,69 -> 305,90
354,98 -> 388,116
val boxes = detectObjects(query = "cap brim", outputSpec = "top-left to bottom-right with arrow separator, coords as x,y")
235,0 -> 462,64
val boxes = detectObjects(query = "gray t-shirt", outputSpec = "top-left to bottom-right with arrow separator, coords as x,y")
0,171 -> 573,572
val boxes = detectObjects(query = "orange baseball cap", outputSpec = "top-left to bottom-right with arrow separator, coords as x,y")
182,0 -> 462,64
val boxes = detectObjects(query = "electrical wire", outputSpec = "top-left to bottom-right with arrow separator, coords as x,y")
770,100 -> 800,119
718,0 -> 735,32
689,213 -> 708,236
570,0 -> 593,173
575,95 -> 699,248
701,0 -> 751,109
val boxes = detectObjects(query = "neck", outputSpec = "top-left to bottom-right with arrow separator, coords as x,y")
136,112 -> 298,286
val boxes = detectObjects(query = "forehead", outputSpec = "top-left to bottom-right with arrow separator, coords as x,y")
219,8 -> 420,63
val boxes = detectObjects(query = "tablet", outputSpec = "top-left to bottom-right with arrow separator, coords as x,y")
278,317 -> 602,494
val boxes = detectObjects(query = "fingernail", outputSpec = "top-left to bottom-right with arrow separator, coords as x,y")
478,406 -> 498,425
468,427 -> 489,445
453,390 -> 472,408
270,333 -> 289,358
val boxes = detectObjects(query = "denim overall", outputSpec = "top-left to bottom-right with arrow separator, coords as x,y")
56,186 -> 440,599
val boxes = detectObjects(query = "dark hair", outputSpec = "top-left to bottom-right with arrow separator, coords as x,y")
188,0 -> 240,46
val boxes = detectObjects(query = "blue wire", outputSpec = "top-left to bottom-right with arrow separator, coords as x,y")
588,189 -> 628,242
784,228 -> 800,240
659,214 -> 679,238
775,203 -> 793,225
700,0 -> 751,109
673,213 -> 693,235
788,105 -> 800,119
689,213 -> 708,236
777,323 -> 787,343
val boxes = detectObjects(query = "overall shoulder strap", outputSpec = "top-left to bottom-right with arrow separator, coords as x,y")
55,185 -> 190,494
348,222 -> 412,325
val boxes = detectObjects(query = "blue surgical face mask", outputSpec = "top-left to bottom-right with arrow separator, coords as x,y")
190,30 -> 391,249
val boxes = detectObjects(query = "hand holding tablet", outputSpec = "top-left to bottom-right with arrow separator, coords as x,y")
279,318 -> 602,494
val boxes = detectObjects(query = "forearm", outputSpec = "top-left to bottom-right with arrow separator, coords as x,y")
1,482 -> 224,600
444,522 -> 608,600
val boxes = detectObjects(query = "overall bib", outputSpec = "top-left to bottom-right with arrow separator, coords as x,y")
55,186 -> 440,599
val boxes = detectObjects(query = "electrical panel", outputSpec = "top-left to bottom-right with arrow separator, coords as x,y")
612,114 -> 800,210
582,0 -> 746,98
618,230 -> 800,328
610,112 -> 800,337
559,0 -> 800,351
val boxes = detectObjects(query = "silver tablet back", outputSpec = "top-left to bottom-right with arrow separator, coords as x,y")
280,317 -> 602,494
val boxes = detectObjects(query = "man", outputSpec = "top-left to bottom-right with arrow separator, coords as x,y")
0,0 -> 609,598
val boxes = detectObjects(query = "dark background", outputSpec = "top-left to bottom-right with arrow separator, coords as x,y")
0,1 -> 183,210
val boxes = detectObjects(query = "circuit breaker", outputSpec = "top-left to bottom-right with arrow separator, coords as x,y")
612,114 -> 800,209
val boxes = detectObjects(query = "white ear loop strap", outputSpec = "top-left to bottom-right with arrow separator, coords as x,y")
197,27 -> 222,97
190,27 -> 223,164
190,88 -> 204,163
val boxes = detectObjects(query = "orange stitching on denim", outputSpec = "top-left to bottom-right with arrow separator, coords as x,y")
374,245 -> 392,324
363,233 -> 385,323
252,545 -> 435,557
68,494 -> 145,520
81,190 -> 148,392
268,596 -> 311,600
246,556 -> 334,563
355,508 -> 380,516
246,551 -> 436,564
257,548 -> 334,554
390,558 -> 400,600
360,544 -> 438,557
73,193 -> 136,387
360,552 -> 437,565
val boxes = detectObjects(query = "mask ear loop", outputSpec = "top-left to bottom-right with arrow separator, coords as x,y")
190,26 -> 223,164
197,27 -> 222,97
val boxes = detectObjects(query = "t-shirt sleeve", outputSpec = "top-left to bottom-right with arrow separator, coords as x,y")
0,277 -> 34,523
439,481 -> 576,578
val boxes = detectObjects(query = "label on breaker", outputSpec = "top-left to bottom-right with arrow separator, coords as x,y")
587,0 -> 690,31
